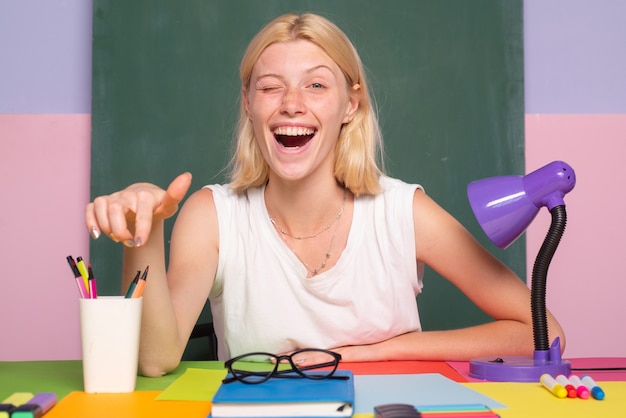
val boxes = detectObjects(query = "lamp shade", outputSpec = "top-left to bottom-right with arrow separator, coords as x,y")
467,161 -> 576,249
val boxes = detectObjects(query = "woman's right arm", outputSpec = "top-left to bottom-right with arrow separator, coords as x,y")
85,173 -> 220,376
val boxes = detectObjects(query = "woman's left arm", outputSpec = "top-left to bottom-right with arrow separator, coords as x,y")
335,189 -> 565,362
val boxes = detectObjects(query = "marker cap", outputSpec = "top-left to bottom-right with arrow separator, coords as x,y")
1,393 -> 34,406
590,386 -> 605,400
540,374 -> 567,398
10,404 -> 41,418
575,386 -> 590,399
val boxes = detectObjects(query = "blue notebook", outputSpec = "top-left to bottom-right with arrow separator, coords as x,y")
210,370 -> 354,417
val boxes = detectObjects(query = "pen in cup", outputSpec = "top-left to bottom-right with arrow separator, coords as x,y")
66,256 -> 90,299
124,270 -> 141,298
131,266 -> 149,298
88,264 -> 98,299
76,256 -> 90,296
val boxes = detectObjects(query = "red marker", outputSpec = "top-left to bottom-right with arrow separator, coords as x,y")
556,375 -> 577,398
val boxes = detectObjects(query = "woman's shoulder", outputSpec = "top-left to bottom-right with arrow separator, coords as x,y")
355,176 -> 423,221
377,175 -> 424,196
201,183 -> 265,215
202,183 -> 234,198
203,183 -> 263,197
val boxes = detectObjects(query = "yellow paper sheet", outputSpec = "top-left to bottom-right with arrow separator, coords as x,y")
465,381 -> 626,418
156,368 -> 227,401
352,381 -> 626,418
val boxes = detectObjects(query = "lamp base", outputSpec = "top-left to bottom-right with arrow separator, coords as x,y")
469,338 -> 570,382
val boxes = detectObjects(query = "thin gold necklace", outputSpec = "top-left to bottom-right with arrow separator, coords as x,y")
269,188 -> 347,240
278,218 -> 341,276
270,188 -> 347,276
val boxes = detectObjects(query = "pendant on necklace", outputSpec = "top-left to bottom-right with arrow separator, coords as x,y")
311,252 -> 331,276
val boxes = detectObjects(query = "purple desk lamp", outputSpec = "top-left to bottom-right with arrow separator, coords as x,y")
466,161 -> 576,381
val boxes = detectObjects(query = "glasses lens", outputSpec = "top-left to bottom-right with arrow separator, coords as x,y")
230,353 -> 277,383
291,349 -> 339,379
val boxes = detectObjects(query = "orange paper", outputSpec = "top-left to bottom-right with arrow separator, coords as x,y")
45,391 -> 211,418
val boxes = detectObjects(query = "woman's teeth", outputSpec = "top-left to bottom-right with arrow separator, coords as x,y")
273,127 -> 315,148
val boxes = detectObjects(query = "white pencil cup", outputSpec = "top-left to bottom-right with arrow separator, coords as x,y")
79,296 -> 142,393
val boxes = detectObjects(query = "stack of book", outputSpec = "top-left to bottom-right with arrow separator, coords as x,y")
210,370 -> 354,417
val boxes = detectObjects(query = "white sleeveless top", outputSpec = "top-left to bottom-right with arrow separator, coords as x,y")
205,176 -> 424,360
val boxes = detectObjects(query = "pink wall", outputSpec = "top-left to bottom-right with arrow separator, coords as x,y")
525,115 -> 626,357
0,114 -> 90,360
1,1 -> 624,360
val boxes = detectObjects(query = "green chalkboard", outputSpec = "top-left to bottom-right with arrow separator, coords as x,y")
91,0 -> 525,359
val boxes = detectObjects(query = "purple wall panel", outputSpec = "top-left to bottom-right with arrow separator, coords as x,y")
0,0 -> 92,113
525,0 -> 626,113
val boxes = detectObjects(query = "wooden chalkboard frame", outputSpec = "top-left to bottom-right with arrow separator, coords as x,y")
91,0 -> 524,359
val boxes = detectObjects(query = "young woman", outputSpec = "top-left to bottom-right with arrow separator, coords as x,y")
85,13 -> 564,377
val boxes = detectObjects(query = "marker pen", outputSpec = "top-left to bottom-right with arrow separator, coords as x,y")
87,264 -> 98,299
0,393 -> 34,418
568,375 -> 590,399
581,375 -> 605,400
540,374 -> 567,398
10,392 -> 56,418
66,256 -> 89,299
125,270 -> 141,298
555,374 -> 577,398
0,404 -> 13,418
76,256 -> 90,295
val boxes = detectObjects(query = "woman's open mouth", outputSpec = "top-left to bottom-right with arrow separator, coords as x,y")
273,126 -> 316,148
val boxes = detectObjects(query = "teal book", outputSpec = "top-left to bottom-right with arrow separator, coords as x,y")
210,370 -> 354,417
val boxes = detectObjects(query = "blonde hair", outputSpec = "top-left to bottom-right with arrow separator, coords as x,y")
229,13 -> 384,196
